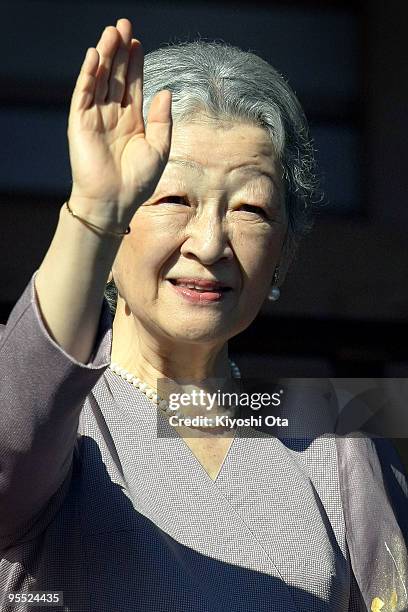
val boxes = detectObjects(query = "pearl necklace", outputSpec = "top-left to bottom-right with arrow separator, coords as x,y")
109,358 -> 241,428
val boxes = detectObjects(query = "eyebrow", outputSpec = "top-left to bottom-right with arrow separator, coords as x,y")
167,157 -> 278,186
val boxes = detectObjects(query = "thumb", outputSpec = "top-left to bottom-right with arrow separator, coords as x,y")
144,90 -> 173,161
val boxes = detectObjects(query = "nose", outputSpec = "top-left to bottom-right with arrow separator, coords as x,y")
179,211 -> 234,265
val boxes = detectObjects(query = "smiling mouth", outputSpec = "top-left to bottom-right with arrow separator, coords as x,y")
167,280 -> 232,293
166,280 -> 233,304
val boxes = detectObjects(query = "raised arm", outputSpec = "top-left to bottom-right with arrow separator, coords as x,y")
0,18 -> 172,548
35,17 -> 172,364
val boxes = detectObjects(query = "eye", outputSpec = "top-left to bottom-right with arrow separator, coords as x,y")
237,204 -> 266,217
157,195 -> 189,205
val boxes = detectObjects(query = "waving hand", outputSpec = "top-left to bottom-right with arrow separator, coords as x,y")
67,18 -> 172,229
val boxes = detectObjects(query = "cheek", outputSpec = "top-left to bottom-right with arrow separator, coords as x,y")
135,207 -> 188,231
117,215 -> 186,296
132,211 -> 188,254
130,212 -> 182,253
232,226 -> 284,279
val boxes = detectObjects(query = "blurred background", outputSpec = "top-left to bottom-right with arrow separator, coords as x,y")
1,0 -> 407,376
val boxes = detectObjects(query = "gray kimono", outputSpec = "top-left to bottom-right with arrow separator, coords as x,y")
0,270 -> 407,611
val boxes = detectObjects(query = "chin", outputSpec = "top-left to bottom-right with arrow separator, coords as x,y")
164,324 -> 231,344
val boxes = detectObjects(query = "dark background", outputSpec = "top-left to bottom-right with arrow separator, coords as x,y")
1,0 -> 407,376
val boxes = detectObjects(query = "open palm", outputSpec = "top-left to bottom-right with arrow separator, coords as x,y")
68,19 -> 172,227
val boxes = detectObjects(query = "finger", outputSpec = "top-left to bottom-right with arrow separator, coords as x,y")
106,18 -> 132,104
94,26 -> 121,104
71,47 -> 99,112
122,38 -> 144,113
145,90 -> 173,160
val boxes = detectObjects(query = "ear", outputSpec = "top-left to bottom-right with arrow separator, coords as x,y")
276,236 -> 297,286
276,254 -> 293,286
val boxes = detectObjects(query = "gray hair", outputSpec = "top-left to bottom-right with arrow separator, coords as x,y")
105,39 -> 321,317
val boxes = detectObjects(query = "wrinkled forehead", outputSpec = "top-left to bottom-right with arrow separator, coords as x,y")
161,119 -> 283,192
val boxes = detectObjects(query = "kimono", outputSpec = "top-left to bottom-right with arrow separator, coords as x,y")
0,269 -> 406,611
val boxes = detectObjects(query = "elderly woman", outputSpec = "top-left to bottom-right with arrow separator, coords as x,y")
0,17 -> 407,612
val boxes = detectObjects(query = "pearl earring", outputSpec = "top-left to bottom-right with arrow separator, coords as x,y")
268,267 -> 281,301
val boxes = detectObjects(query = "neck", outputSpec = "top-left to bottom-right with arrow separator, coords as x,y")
111,298 -> 234,393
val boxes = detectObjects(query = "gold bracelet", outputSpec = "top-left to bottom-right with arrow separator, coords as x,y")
65,201 -> 131,236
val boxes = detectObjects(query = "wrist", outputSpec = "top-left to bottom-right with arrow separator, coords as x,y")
65,195 -> 131,235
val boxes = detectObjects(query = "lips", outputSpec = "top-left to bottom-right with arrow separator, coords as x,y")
167,278 -> 232,291
167,280 -> 231,303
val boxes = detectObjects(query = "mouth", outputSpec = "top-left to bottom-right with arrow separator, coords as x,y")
166,279 -> 233,303
167,279 -> 232,292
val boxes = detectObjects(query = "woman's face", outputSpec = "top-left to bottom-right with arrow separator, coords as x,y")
113,119 -> 287,346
